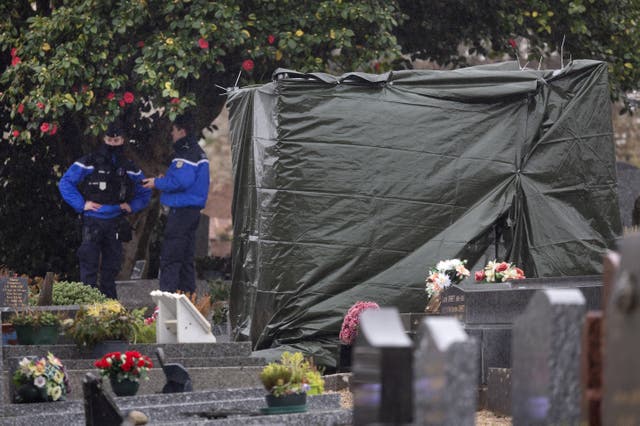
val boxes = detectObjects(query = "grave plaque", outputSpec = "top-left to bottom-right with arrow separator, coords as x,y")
0,276 -> 28,308
414,317 -> 478,426
603,235 -> 640,425
130,260 -> 146,280
512,289 -> 586,425
352,307 -> 413,425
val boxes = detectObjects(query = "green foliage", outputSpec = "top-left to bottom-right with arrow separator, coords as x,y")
50,281 -> 108,306
134,322 -> 156,344
9,310 -> 61,327
259,351 -> 324,397
68,300 -> 143,347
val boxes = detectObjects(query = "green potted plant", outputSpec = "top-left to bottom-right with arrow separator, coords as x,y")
68,300 -> 143,357
10,310 -> 62,345
259,351 -> 324,412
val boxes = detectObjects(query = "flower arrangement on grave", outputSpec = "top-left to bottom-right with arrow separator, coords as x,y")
425,258 -> 470,298
339,301 -> 380,345
474,260 -> 525,283
69,300 -> 143,347
94,350 -> 153,383
259,351 -> 323,403
10,309 -> 63,345
13,352 -> 70,403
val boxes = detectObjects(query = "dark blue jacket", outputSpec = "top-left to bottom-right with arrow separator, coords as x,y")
59,145 -> 151,219
155,135 -> 209,208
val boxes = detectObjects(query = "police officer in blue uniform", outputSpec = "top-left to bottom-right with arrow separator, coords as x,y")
59,122 -> 151,299
143,113 -> 209,293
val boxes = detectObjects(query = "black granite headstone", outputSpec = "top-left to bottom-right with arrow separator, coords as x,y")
0,276 -> 28,308
82,372 -> 124,426
413,316 -> 478,426
156,347 -> 193,393
602,235 -> 640,424
512,289 -> 586,425
352,307 -> 413,425
129,260 -> 146,280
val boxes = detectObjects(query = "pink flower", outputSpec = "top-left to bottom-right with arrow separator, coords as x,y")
137,41 -> 145,48
10,47 -> 17,57
106,92 -> 115,100
496,262 -> 509,272
475,270 -> 485,281
123,91 -> 134,104
12,130 -> 20,137
339,301 -> 380,345
267,34 -> 275,45
37,102 -> 45,109
508,38 -> 517,49
40,122 -> 50,133
118,99 -> 126,107
49,123 -> 58,135
242,59 -> 254,72
17,103 -> 24,114
198,38 -> 209,49
11,56 -> 21,66
170,97 -> 180,104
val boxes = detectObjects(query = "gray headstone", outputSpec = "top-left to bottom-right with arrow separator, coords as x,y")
37,272 -> 54,306
603,235 -> 640,423
195,213 -> 210,258
352,307 -> 413,425
129,260 -> 146,280
0,276 -> 28,308
156,347 -> 193,393
413,316 -> 478,426
512,288 -> 586,425
82,372 -> 123,426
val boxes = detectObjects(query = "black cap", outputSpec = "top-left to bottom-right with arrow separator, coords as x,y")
105,122 -> 124,137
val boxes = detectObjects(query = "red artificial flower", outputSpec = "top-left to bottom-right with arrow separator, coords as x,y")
10,47 -> 17,57
267,34 -> 275,45
81,85 -> 88,93
40,122 -> 50,133
374,62 -> 381,72
242,59 -> 254,72
496,262 -> 509,273
475,270 -> 485,281
106,92 -> 115,100
118,99 -> 126,107
49,123 -> 58,135
170,97 -> 180,104
123,91 -> 134,104
508,38 -> 517,49
137,41 -> 145,48
17,103 -> 24,114
11,56 -> 21,66
515,267 -> 525,278
37,102 -> 45,109
12,130 -> 20,138
198,38 -> 209,49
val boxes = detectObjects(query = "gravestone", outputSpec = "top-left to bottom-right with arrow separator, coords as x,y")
195,213 -> 210,258
602,235 -> 640,424
352,307 -> 413,425
156,347 -> 193,393
413,316 -> 478,426
512,289 -> 586,425
0,275 -> 28,308
439,275 -> 601,384
82,372 -> 124,426
129,260 -> 146,280
37,272 -> 54,306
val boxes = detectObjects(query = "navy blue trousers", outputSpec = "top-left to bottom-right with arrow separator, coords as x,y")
159,207 -> 200,293
77,216 -> 122,299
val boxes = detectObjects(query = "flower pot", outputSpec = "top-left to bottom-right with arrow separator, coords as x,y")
265,392 -> 307,408
92,340 -> 128,359
15,383 -> 46,403
14,325 -> 59,345
109,376 -> 139,397
337,344 -> 352,373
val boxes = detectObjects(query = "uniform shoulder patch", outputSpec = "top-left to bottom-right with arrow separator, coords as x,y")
176,160 -> 184,169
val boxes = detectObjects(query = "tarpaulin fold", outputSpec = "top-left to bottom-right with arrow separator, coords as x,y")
227,60 -> 621,365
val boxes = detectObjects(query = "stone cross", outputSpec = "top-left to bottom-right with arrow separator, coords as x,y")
352,307 -> 413,425
413,316 -> 478,426
511,288 -> 586,425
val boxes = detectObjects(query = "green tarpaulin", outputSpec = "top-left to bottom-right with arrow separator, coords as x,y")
227,60 -> 621,366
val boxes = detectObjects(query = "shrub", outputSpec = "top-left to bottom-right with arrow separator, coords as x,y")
51,281 -> 108,305
69,300 -> 143,347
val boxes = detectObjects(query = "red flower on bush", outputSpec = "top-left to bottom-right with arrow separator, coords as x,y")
118,99 -> 126,107
17,103 -> 24,114
10,47 -> 17,57
37,102 -> 45,109
170,97 -> 180,104
123,92 -> 134,104
40,122 -> 50,133
198,38 -> 209,49
106,92 -> 115,100
137,41 -> 145,48
12,130 -> 20,138
49,123 -> 58,135
242,59 -> 254,72
267,34 -> 275,45
339,301 -> 379,345
11,56 -> 21,66
508,38 -> 517,49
